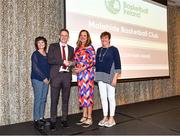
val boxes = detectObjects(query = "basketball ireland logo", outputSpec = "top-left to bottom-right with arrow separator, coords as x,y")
105,0 -> 121,14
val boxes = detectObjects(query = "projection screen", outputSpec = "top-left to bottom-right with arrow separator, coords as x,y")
65,0 -> 169,80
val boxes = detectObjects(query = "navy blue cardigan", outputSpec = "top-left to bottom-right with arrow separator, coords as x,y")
95,46 -> 121,74
31,50 -> 50,81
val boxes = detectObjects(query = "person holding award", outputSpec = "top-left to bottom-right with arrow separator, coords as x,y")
73,30 -> 96,127
47,29 -> 74,130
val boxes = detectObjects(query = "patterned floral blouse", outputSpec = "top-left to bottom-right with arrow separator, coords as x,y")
74,45 -> 96,107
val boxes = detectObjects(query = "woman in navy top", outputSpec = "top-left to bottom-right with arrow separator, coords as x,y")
31,36 -> 50,130
95,31 -> 121,128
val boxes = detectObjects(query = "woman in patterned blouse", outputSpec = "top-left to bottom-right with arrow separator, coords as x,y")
74,30 -> 95,127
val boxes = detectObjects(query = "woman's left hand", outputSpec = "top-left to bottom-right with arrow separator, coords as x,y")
43,78 -> 50,85
111,73 -> 120,87
111,78 -> 117,87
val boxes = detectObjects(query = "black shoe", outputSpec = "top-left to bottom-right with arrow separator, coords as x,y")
34,120 -> 45,130
40,118 -> 51,128
40,118 -> 46,124
61,120 -> 69,128
50,121 -> 56,131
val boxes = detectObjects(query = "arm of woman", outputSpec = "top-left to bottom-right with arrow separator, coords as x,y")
111,47 -> 121,86
111,73 -> 120,87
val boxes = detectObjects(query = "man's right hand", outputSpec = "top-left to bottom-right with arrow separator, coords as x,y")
63,60 -> 70,66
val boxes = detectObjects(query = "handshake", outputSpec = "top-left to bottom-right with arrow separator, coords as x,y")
63,60 -> 76,72
63,60 -> 75,67
63,60 -> 76,67
63,60 -> 83,74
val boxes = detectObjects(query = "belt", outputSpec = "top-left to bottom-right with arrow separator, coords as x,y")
60,71 -> 69,73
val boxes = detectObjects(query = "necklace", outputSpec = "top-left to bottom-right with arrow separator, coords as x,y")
98,47 -> 109,62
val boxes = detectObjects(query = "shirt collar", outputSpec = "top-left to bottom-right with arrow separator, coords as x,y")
59,42 -> 67,47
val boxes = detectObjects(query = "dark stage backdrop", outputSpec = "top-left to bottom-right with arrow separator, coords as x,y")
0,0 -> 179,126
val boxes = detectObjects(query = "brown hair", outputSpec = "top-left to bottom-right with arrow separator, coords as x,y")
76,29 -> 92,48
100,31 -> 111,40
35,36 -> 47,51
59,28 -> 69,35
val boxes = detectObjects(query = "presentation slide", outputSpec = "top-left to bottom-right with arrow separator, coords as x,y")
65,0 -> 169,80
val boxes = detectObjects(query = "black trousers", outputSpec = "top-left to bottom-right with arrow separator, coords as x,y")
50,72 -> 71,122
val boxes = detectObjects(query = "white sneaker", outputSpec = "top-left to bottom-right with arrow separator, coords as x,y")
104,121 -> 116,127
98,119 -> 108,127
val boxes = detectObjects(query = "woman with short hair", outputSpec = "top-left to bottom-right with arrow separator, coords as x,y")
95,31 -> 121,127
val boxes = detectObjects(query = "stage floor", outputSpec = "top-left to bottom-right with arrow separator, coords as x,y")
1,96 -> 180,135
